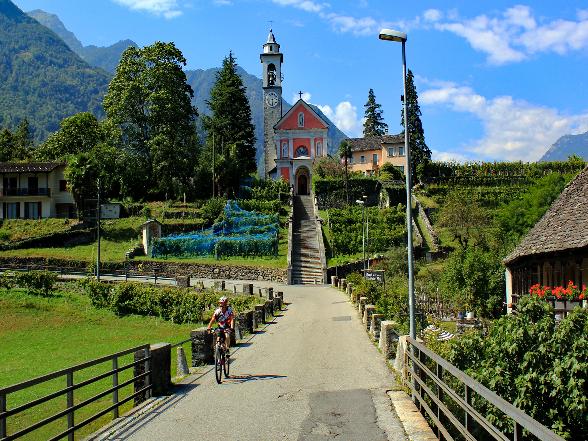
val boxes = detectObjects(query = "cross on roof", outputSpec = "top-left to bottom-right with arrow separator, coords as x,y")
298,91 -> 304,100
268,20 -> 273,30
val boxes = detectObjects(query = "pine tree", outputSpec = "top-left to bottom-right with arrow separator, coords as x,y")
203,52 -> 256,196
363,89 -> 388,137
401,70 -> 431,180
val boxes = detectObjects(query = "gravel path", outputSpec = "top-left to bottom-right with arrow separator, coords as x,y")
102,284 -> 408,441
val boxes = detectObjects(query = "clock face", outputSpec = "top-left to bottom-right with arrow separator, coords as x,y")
265,92 -> 279,108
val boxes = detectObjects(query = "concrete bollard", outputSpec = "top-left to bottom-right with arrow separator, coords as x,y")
191,327 -> 213,366
277,291 -> 284,303
214,280 -> 225,291
340,278 -> 347,290
243,283 -> 254,295
134,343 -> 171,406
245,310 -> 254,333
268,287 -> 274,300
393,335 -> 409,373
379,321 -> 400,360
255,305 -> 265,325
331,275 -> 338,287
265,300 -> 274,318
363,305 -> 376,328
346,283 -> 352,298
359,297 -> 368,316
251,309 -> 258,330
370,313 -> 384,339
176,346 -> 189,376
272,296 -> 280,312
235,313 -> 248,338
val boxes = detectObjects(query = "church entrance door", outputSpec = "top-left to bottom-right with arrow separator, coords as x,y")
295,167 -> 310,195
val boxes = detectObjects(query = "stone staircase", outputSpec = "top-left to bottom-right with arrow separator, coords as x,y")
291,195 -> 325,284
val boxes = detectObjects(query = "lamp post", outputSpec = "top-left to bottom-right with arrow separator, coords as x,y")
356,198 -> 366,273
379,28 -> 416,340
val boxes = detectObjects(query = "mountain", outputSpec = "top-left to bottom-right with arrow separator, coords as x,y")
540,131 -> 588,161
8,4 -> 348,165
0,0 -> 110,141
27,9 -> 137,73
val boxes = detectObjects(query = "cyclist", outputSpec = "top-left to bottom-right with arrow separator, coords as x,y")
207,296 -> 234,356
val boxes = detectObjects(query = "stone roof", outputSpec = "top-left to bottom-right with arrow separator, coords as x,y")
504,166 -> 588,264
0,162 -> 63,173
348,134 -> 404,152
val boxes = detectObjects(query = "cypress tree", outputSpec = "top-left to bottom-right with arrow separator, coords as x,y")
401,70 -> 431,180
363,89 -> 388,137
203,52 -> 256,196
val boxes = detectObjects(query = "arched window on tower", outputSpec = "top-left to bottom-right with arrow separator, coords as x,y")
298,112 -> 304,127
316,141 -> 323,157
282,142 -> 289,158
267,64 -> 276,86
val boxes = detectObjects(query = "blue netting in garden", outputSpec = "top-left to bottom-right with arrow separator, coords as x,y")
151,201 -> 279,258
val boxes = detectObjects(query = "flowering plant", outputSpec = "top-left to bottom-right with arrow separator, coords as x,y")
529,281 -> 587,301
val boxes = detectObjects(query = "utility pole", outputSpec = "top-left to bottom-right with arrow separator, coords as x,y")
212,133 -> 215,198
96,177 -> 101,281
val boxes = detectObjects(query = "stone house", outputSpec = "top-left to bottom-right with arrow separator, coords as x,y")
0,162 -> 76,219
504,167 -> 588,316
347,134 -> 407,176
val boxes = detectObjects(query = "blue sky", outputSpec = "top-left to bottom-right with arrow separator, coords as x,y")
13,0 -> 588,162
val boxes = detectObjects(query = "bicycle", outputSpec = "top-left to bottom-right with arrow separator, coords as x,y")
211,328 -> 231,383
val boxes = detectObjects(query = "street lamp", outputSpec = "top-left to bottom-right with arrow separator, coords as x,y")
356,198 -> 366,273
379,28 -> 416,340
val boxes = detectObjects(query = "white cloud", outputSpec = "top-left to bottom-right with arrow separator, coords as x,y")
432,150 -> 469,163
431,5 -> 588,64
112,0 -> 182,18
423,9 -> 442,23
317,101 -> 363,137
213,0 -> 232,5
421,82 -> 588,161
271,0 -> 325,13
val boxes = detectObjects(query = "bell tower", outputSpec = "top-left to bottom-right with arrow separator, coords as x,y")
260,29 -> 283,178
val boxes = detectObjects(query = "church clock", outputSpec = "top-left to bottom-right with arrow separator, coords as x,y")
265,91 -> 279,108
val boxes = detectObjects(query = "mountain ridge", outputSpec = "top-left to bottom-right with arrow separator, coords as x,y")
540,131 -> 588,162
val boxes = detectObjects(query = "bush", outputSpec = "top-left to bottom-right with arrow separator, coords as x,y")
79,279 -> 259,324
12,271 -> 58,296
314,176 -> 380,209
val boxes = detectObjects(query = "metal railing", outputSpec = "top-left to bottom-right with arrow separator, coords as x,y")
2,188 -> 51,197
0,345 -> 151,441
403,337 -> 564,441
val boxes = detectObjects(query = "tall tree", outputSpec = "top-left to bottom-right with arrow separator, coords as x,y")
338,140 -> 352,204
363,89 -> 388,137
0,122 -> 32,162
103,41 -> 199,199
203,52 -> 256,196
401,70 -> 431,179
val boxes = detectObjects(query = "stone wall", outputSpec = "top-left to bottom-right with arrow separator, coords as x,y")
0,256 -> 287,283
327,257 -> 384,280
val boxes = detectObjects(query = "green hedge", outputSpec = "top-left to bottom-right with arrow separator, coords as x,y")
1,270 -> 58,296
314,177 -> 380,209
79,279 -> 259,324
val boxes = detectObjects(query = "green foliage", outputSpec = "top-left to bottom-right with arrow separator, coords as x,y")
0,218 -> 75,244
0,2 -> 109,141
400,70 -> 431,180
312,156 -> 345,179
8,270 -> 58,296
0,119 -> 33,162
79,279 -> 258,324
495,173 -> 567,243
327,205 -> 405,255
202,52 -> 256,196
440,246 -> 504,318
314,176 -> 379,209
446,296 -> 588,440
437,190 -> 490,249
379,162 -> 405,181
363,88 -> 388,137
103,41 -> 199,200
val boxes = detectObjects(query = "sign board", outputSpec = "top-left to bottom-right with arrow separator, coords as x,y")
100,203 -> 121,219
364,269 -> 385,284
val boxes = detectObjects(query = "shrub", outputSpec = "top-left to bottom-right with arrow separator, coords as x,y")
13,271 -> 58,296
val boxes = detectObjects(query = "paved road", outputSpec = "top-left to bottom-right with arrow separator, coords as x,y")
104,284 -> 407,441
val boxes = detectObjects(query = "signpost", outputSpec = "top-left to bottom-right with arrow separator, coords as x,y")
364,269 -> 385,284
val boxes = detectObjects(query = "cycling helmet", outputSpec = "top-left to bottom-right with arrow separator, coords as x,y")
218,296 -> 228,305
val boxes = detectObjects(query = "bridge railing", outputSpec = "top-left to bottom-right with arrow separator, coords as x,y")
0,344 -> 151,441
403,337 -> 564,441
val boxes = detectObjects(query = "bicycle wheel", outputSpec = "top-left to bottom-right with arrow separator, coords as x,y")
214,345 -> 222,384
223,348 -> 230,378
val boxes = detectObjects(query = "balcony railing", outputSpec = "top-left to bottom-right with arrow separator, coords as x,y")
2,188 -> 51,197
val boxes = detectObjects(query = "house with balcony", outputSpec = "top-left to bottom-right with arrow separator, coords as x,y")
0,162 -> 76,219
347,134 -> 407,176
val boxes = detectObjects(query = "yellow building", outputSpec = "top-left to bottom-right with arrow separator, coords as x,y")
347,134 -> 407,176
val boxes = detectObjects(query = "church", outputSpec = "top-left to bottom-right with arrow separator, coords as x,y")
260,30 -> 329,195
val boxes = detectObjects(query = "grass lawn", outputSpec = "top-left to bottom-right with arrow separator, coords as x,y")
0,283 -> 198,440
0,218 -> 81,244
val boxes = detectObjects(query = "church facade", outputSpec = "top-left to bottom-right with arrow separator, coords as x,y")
260,30 -> 329,195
